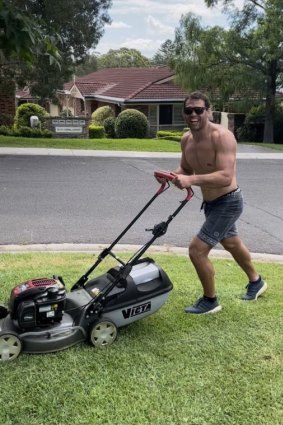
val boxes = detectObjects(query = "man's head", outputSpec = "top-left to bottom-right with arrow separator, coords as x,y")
183,91 -> 211,131
183,91 -> 210,110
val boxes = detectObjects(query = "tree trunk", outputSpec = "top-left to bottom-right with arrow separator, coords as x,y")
263,60 -> 277,143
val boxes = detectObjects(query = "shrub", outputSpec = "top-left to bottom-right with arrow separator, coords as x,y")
88,124 -> 105,139
91,106 -> 115,126
0,113 -> 14,127
0,126 -> 52,138
236,104 -> 283,143
0,125 -> 12,136
103,116 -> 116,138
14,103 -> 49,129
156,130 -> 187,142
60,109 -> 73,117
115,109 -> 149,139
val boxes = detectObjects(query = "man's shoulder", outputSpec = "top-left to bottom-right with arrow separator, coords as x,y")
181,130 -> 192,145
210,123 -> 236,142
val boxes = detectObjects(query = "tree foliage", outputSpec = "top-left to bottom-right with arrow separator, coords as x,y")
0,0 -> 61,66
9,0 -> 112,103
75,54 -> 98,77
168,1 -> 283,141
152,40 -> 175,65
97,48 -> 152,68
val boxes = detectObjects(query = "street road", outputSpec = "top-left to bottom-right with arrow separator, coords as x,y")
0,153 -> 282,254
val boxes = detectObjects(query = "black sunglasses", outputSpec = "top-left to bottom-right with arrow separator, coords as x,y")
184,107 -> 207,115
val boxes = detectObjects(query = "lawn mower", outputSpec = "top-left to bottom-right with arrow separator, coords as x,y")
0,171 -> 193,361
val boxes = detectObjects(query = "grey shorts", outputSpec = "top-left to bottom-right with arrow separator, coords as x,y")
197,188 -> 243,247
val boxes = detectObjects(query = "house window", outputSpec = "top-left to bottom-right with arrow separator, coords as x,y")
159,104 -> 172,125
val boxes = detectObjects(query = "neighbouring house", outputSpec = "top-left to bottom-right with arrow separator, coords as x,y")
59,66 -> 189,135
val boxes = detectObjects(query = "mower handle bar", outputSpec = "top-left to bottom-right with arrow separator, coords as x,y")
154,170 -> 194,201
71,170 -> 194,289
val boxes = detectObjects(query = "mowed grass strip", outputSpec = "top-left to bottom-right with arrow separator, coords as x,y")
0,135 -> 181,152
0,252 -> 282,425
1,135 -> 283,151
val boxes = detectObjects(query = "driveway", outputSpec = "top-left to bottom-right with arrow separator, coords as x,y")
0,144 -> 282,257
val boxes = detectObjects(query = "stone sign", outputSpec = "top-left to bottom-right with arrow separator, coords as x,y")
47,117 -> 91,138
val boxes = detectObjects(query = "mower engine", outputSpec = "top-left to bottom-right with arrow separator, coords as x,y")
9,278 -> 66,330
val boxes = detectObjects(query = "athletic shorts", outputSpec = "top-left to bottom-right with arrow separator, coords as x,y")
197,188 -> 243,247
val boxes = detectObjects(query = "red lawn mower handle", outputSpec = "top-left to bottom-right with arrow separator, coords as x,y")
154,170 -> 194,201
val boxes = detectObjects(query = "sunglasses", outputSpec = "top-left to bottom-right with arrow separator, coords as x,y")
184,107 -> 207,115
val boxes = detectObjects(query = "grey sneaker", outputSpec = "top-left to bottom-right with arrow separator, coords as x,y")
242,278 -> 267,300
184,296 -> 222,314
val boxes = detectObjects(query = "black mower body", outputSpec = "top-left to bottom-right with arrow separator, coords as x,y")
0,259 -> 173,355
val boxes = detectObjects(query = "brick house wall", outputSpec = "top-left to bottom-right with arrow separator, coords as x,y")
0,79 -> 16,118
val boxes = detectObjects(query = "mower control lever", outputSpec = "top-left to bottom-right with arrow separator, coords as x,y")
146,222 -> 168,237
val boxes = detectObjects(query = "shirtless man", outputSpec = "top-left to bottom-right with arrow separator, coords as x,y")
167,91 -> 267,314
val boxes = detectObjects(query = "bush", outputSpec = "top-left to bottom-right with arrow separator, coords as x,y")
115,109 -> 149,139
156,130 -> 187,142
103,116 -> 116,138
236,104 -> 283,143
0,125 -> 12,136
88,124 -> 105,139
0,126 -> 52,138
10,126 -> 53,138
0,113 -> 14,127
91,106 -> 114,126
60,109 -> 73,117
14,103 -> 49,129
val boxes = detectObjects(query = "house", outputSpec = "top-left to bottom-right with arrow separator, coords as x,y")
59,66 -> 189,135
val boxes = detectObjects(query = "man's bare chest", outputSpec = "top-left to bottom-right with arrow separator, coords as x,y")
185,142 -> 216,173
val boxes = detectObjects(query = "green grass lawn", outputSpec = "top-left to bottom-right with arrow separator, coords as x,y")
0,135 -> 181,152
0,252 -> 282,425
0,135 -> 283,151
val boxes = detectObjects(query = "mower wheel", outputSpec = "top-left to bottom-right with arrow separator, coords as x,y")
0,332 -> 22,361
89,320 -> 118,348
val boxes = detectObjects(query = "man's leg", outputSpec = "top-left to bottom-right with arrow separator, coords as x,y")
185,236 -> 222,314
221,236 -> 267,300
189,236 -> 215,297
220,235 -> 258,281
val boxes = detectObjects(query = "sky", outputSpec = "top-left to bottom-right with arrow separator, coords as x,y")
96,0 -> 244,59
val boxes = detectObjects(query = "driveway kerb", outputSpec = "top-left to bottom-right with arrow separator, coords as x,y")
0,243 -> 282,264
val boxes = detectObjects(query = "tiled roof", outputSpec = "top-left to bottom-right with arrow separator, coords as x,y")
74,82 -> 108,96
63,66 -> 187,101
15,89 -> 39,99
133,81 -> 188,100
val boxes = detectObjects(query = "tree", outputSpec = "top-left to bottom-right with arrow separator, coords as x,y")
171,13 -> 266,110
10,0 -> 112,103
202,0 -> 283,142
0,0 -> 60,66
97,48 -> 152,68
75,54 -> 98,77
152,39 -> 175,65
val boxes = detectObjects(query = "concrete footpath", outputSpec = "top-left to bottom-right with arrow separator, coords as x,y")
1,146 -> 283,159
1,146 -> 283,263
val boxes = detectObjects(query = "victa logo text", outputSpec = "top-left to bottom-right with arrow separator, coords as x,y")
122,302 -> 151,319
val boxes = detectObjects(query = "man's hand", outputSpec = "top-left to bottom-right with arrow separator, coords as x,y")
172,174 -> 192,189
